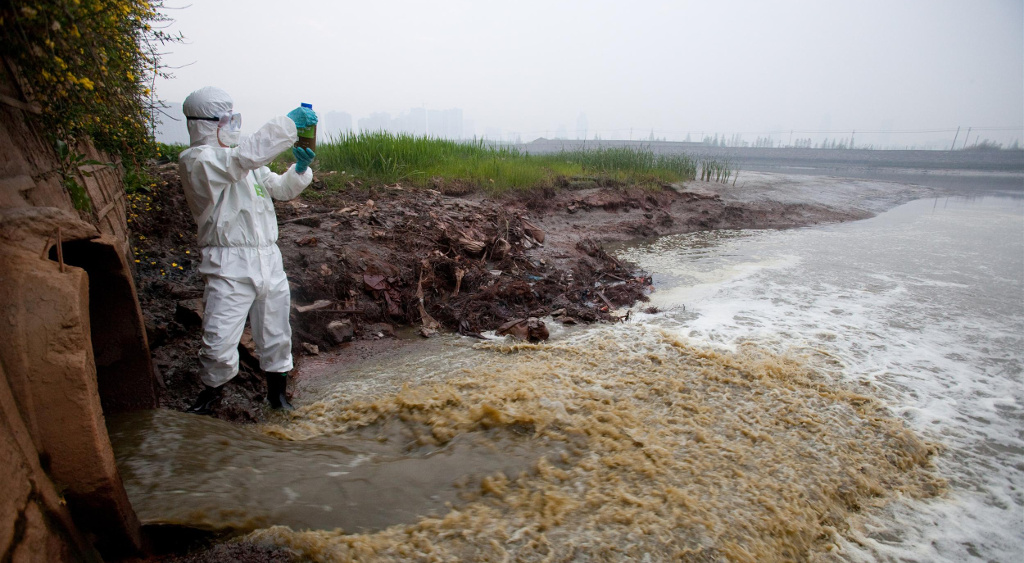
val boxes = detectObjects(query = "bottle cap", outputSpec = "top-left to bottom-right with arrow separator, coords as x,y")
301,102 -> 312,109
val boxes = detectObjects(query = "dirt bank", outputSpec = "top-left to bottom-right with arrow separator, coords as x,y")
130,165 -> 920,422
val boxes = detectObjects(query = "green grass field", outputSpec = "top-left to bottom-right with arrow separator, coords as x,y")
166,132 -> 732,195
308,132 -> 730,194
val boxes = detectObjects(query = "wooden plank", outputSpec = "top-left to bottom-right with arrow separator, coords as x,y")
96,190 -> 125,221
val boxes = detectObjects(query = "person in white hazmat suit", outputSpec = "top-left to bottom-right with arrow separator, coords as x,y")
178,86 -> 317,414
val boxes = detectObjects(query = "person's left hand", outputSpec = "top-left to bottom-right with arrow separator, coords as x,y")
287,106 -> 318,129
293,147 -> 315,174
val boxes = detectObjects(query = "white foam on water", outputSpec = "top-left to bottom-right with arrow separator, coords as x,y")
617,196 -> 1024,562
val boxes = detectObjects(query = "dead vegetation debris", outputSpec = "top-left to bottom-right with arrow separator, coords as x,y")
130,162 -> 859,422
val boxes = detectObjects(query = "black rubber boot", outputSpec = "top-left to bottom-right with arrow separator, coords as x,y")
265,372 -> 294,411
187,385 -> 222,415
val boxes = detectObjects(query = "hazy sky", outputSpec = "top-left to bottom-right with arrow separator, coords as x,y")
154,0 -> 1023,147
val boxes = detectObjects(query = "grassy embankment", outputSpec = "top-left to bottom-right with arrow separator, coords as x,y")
310,132 -> 710,194
163,132 -> 733,196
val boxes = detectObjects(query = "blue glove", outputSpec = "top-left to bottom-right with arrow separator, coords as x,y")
293,147 -> 315,174
287,106 -> 318,129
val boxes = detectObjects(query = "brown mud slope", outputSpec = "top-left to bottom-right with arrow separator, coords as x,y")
131,164 -> 862,422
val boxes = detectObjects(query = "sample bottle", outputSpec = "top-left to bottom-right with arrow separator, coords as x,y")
295,102 -> 316,151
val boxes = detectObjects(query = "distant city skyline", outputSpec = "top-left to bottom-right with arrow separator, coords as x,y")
156,99 -> 1018,151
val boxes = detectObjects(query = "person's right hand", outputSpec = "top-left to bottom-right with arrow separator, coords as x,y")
287,107 -> 318,129
293,147 -> 315,174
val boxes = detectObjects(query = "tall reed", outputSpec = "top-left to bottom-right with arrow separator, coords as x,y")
699,158 -> 734,184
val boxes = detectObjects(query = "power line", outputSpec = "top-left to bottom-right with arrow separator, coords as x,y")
506,126 -> 1022,137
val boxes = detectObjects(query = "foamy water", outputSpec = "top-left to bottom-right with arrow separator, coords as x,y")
111,196 -> 1020,561
617,196 -> 1024,561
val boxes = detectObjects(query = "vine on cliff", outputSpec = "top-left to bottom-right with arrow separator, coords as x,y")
0,1 -> 179,174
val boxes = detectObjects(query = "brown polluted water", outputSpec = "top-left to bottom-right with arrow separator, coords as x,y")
111,326 -> 944,561
108,409 -> 560,533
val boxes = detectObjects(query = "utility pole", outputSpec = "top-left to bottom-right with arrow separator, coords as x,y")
962,127 -> 972,149
950,126 -> 960,151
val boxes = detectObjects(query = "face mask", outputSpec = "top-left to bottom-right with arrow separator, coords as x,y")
217,127 -> 241,148
187,111 -> 242,148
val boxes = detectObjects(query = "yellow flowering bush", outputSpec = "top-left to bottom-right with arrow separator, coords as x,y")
1,1 -> 179,164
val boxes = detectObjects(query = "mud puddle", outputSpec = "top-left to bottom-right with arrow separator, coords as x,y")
108,409 -> 566,533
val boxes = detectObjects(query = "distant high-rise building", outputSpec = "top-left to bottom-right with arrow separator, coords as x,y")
322,111 -> 353,140
401,108 -> 428,136
358,112 -> 392,133
428,108 -> 463,139
356,107 -> 466,138
576,112 -> 588,140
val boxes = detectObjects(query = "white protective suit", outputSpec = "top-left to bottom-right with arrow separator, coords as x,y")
178,87 -> 312,388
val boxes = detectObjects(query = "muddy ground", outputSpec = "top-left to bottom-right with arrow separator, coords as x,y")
129,164 -> 890,424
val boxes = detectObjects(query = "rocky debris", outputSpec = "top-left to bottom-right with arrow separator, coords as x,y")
301,342 -> 320,355
131,162 -> 861,422
326,320 -> 354,344
269,184 -> 654,360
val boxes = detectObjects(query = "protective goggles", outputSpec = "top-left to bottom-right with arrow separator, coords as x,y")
186,111 -> 242,132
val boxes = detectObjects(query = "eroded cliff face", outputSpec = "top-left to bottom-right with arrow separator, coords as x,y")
2,61 -> 156,560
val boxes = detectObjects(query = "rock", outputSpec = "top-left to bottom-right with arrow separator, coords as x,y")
555,315 -> 578,325
526,317 -> 549,341
301,342 -> 320,355
0,207 -> 99,254
326,320 -> 354,344
174,298 -> 204,327
497,319 -> 530,340
496,317 -> 549,342
419,327 -> 438,338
